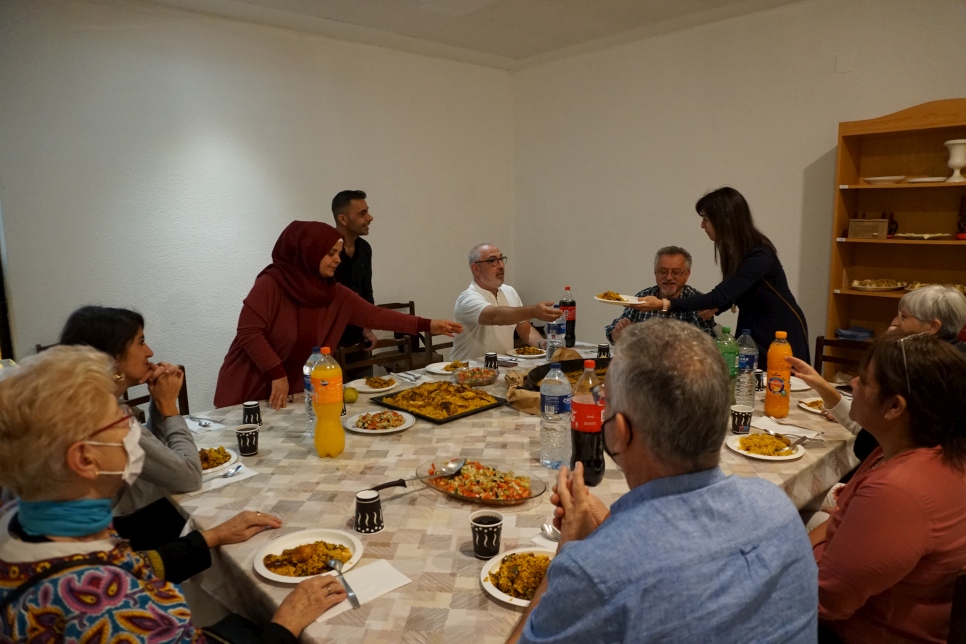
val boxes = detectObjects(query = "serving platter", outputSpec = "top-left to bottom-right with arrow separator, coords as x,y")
416,460 -> 547,505
370,389 -> 506,425
860,175 -> 906,184
724,435 -> 804,461
346,377 -> 398,394
343,410 -> 416,435
200,448 -> 238,476
480,548 -> 556,607
906,177 -> 948,183
253,529 -> 364,584
851,283 -> 908,292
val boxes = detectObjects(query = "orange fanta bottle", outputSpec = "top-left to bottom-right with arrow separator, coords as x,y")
764,331 -> 793,418
311,347 -> 345,457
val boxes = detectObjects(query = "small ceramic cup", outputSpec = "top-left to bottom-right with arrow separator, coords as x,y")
754,370 -> 765,392
470,510 -> 503,560
730,405 -> 754,435
354,490 -> 385,534
235,424 -> 260,456
242,401 -> 262,426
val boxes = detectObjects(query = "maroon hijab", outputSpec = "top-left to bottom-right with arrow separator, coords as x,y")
259,221 -> 343,307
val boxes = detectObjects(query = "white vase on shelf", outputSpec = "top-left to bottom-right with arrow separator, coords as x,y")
946,139 -> 966,183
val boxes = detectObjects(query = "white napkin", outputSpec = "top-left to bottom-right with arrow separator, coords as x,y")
187,464 -> 258,496
315,560 -> 412,622
530,533 -> 558,550
185,417 -> 226,433
750,416 -> 819,439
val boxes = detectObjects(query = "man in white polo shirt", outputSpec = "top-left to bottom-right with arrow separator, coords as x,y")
451,243 -> 560,362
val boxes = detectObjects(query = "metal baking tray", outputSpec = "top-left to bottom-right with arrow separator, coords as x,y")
369,389 -> 507,425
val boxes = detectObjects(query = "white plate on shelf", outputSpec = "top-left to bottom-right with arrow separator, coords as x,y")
346,377 -> 398,394
798,397 -> 825,415
253,529 -> 364,584
480,547 -> 556,607
790,376 -> 811,392
860,175 -> 906,184
343,410 -> 416,435
725,435 -> 804,461
851,283 -> 908,292
593,294 -> 640,306
199,448 -> 238,476
906,177 -> 948,183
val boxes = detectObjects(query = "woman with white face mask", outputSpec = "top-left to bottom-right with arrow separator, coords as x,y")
0,346 -> 346,641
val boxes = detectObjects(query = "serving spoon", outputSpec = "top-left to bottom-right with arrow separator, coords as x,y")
368,457 -> 468,493
327,558 -> 360,609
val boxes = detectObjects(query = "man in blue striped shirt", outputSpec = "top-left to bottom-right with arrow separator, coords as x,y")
605,246 -> 716,344
507,320 -> 817,644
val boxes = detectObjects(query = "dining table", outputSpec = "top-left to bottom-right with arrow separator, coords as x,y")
174,360 -> 858,643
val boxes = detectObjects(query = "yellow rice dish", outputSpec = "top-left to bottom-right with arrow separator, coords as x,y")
489,552 -> 551,600
738,434 -> 795,457
596,291 -> 626,301
262,540 -> 352,577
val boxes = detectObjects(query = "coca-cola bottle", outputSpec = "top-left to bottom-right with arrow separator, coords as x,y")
560,286 -> 576,348
570,360 -> 604,486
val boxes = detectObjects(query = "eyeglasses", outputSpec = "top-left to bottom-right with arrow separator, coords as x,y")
656,269 -> 687,278
89,413 -> 135,439
473,255 -> 508,267
897,333 -> 928,398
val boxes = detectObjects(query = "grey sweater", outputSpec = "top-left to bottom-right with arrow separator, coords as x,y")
114,399 -> 203,515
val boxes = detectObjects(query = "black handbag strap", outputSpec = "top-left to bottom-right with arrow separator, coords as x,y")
0,555 -> 116,614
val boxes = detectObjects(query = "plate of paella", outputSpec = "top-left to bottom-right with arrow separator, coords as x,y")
481,548 -> 556,607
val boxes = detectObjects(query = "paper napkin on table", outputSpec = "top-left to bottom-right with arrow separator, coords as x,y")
187,465 -> 259,496
751,416 -> 819,439
316,560 -> 412,622
530,533 -> 558,550
185,417 -> 226,433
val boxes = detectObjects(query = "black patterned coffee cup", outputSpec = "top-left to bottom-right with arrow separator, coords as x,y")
470,510 -> 503,560
242,401 -> 262,426
354,490 -> 384,534
484,352 -> 499,369
597,344 -> 611,359
754,370 -> 765,392
730,405 -> 754,435
235,424 -> 259,456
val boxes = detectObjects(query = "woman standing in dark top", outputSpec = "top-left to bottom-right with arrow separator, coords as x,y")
633,187 -> 810,362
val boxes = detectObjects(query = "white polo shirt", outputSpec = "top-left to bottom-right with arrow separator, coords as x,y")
451,281 -> 523,361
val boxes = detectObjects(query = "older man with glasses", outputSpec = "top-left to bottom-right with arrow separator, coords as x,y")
505,319 -> 817,644
451,243 -> 560,362
604,246 -> 717,343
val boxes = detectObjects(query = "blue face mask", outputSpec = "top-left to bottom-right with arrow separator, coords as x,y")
17,499 -> 113,537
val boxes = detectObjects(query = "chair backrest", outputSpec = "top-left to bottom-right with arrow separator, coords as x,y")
337,337 -> 413,373
814,336 -> 868,374
377,301 -> 453,360
35,343 -> 57,353
120,364 -> 190,421
949,568 -> 966,643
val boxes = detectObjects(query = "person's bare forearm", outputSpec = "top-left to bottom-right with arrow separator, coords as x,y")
506,575 -> 550,644
479,305 -> 536,326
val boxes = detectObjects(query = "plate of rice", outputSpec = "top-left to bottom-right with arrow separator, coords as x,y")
481,548 -> 555,607
253,529 -> 364,584
725,434 -> 804,461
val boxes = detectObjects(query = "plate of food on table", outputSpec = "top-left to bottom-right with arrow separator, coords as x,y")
425,359 -> 470,375
416,459 -> 546,505
346,375 -> 398,394
343,410 -> 416,435
851,278 -> 908,292
372,381 -> 506,424
254,529 -> 363,583
725,434 -> 805,461
481,548 -> 556,607
198,446 -> 237,475
508,346 -> 546,359
798,397 -> 825,415
594,291 -> 639,306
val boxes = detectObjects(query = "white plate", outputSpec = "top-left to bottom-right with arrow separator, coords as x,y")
798,397 -> 825,415
480,547 -> 556,607
906,177 -> 948,183
199,448 -> 238,476
790,376 -> 811,392
253,529 -> 364,584
507,348 -> 546,360
851,283 -> 907,292
725,435 -> 804,461
894,233 -> 952,240
346,377 -> 398,394
343,411 -> 416,435
593,294 -> 640,307
425,361 -> 468,375
861,175 -> 906,184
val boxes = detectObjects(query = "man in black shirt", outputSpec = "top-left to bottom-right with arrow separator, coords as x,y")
332,190 -> 376,354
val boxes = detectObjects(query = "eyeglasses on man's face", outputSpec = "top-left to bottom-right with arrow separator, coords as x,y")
655,269 -> 687,278
474,255 -> 508,267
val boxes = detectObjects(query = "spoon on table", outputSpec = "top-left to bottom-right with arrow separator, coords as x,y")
327,559 -> 360,609
540,523 -> 560,542
203,464 -> 242,483
368,457 -> 468,493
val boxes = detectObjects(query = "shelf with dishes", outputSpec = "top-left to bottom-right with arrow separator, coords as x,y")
836,238 -> 965,245
833,289 -> 905,299
840,181 -> 966,190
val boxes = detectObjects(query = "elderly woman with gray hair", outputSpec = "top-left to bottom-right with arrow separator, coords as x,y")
0,346 -> 346,642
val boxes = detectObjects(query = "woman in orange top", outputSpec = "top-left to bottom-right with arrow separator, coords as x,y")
812,333 -> 966,643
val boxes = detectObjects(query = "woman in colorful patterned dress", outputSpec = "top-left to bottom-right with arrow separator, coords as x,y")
0,346 -> 346,642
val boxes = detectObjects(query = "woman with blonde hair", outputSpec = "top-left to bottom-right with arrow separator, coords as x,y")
0,346 -> 345,641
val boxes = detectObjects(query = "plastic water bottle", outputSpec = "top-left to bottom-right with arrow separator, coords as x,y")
545,306 -> 566,362
303,346 -> 322,422
735,329 -> 758,407
717,327 -> 738,404
540,362 -> 572,470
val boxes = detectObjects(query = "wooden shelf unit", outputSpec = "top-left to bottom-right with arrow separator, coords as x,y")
825,99 -> 966,375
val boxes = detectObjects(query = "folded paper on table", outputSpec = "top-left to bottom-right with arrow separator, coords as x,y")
530,533 -> 558,550
186,418 -> 226,433
188,465 -> 259,496
751,416 -> 819,439
316,560 -> 412,622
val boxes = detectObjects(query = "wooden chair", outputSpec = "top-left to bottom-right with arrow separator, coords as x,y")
814,336 -> 868,375
949,568 -> 966,643
35,342 -> 57,353
120,365 -> 190,422
377,301 -> 451,368
337,337 -> 413,376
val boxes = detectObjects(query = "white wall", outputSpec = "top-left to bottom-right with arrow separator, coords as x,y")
0,0 -> 514,407
513,0 -> 966,350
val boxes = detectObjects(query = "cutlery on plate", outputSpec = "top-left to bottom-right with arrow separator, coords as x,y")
368,457 -> 468,492
540,523 -> 560,542
327,558 -> 360,609
203,464 -> 242,483
758,428 -> 814,448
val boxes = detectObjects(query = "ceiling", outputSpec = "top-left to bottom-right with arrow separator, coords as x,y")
147,0 -> 804,69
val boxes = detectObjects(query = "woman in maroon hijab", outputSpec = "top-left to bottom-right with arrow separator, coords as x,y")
215,222 -> 462,409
